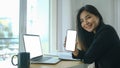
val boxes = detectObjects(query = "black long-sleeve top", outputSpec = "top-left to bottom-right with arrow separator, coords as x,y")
72,24 -> 120,68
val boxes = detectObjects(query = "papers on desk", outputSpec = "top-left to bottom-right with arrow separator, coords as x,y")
48,51 -> 80,61
58,51 -> 77,60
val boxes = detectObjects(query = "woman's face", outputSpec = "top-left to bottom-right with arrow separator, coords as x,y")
80,10 -> 99,32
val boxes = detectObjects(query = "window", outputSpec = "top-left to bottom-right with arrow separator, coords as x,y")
27,0 -> 50,53
0,0 -> 19,61
0,0 -> 58,62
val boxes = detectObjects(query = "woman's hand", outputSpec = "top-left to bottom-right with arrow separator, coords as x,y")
72,42 -> 79,57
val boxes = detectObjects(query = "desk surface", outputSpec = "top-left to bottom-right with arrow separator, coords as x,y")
30,60 -> 82,68
0,59 -> 84,68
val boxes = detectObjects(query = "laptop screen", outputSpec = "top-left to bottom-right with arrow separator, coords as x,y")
23,34 -> 43,59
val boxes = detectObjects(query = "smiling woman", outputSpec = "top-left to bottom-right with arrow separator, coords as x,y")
80,10 -> 99,33
72,5 -> 120,68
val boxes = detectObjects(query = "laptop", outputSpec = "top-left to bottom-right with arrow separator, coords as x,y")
23,34 -> 61,64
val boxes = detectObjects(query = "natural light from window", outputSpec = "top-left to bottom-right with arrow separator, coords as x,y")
27,0 -> 50,54
0,0 -> 19,62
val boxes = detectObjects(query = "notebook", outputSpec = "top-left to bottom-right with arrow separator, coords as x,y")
48,51 -> 80,61
57,51 -> 80,61
23,34 -> 60,64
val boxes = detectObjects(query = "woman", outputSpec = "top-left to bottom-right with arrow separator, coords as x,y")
72,5 -> 120,68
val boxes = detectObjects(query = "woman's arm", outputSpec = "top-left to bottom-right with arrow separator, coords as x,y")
72,25 -> 119,64
81,25 -> 119,63
72,36 -> 86,59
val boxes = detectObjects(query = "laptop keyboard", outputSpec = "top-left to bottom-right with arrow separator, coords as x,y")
32,57 -> 52,61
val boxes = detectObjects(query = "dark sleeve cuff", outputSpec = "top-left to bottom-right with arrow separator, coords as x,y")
72,50 -> 85,59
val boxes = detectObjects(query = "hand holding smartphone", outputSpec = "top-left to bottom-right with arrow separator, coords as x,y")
65,30 -> 77,51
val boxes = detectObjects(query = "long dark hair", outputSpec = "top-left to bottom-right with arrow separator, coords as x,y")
76,5 -> 104,50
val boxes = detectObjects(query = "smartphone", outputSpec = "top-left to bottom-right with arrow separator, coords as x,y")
65,30 -> 77,51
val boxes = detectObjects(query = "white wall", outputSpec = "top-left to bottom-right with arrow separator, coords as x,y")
114,0 -> 120,37
71,0 -> 114,27
57,0 -> 119,51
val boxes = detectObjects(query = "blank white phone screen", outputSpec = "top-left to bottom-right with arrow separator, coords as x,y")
65,30 -> 77,51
